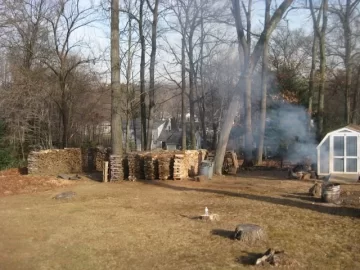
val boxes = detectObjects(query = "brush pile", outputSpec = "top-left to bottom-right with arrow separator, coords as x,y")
109,155 -> 123,181
28,148 -> 82,175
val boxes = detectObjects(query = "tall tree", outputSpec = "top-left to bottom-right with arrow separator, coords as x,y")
111,0 -> 123,156
43,0 -> 97,148
256,0 -> 271,165
309,0 -> 328,138
328,0 -> 360,124
146,0 -> 160,150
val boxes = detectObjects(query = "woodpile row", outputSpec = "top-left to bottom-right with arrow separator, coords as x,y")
28,148 -> 83,175
28,148 -> 208,180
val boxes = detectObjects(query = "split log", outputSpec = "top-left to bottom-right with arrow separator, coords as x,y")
199,213 -> 220,221
233,224 -> 267,243
255,248 -> 285,266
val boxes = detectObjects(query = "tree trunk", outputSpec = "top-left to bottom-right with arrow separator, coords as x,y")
139,0 -> 147,150
60,82 -> 68,149
125,17 -> 133,153
214,98 -> 239,174
317,0 -> 328,138
308,4 -> 321,131
243,74 -> 253,165
181,37 -> 187,150
146,0 -> 159,150
344,0 -> 352,124
110,0 -> 123,156
256,0 -> 271,165
188,37 -> 196,150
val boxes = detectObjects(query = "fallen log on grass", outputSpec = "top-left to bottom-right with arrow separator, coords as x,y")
255,248 -> 285,266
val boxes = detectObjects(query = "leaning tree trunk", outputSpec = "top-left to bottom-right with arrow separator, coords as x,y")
214,98 -> 239,175
215,0 -> 294,172
110,0 -> 123,156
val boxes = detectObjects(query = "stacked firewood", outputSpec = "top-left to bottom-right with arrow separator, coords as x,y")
158,154 -> 172,180
173,153 -> 186,180
184,150 -> 204,177
28,148 -> 82,175
127,153 -> 146,180
109,155 -> 123,181
144,153 -> 159,180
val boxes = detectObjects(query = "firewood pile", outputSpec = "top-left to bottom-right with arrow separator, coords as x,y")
144,153 -> 159,180
28,148 -> 82,175
94,148 -> 109,171
223,151 -> 238,174
173,153 -> 187,180
158,154 -> 173,180
184,150 -> 207,177
127,153 -> 146,180
109,155 -> 123,181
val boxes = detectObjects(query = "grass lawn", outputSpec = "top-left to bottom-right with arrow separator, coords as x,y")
0,170 -> 359,269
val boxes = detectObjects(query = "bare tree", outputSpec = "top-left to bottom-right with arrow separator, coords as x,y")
214,0 -> 294,174
328,0 -> 360,124
111,0 -> 123,155
42,0 -> 97,148
145,0 -> 160,150
256,0 -> 271,165
309,0 -> 328,138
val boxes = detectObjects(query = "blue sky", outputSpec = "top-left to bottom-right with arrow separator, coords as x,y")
74,0 -> 314,83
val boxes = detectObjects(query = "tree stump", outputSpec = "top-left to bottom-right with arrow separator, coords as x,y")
309,182 -> 322,197
233,224 -> 266,243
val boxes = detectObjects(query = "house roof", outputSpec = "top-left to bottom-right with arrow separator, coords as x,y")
158,130 -> 182,145
317,124 -> 360,149
346,124 -> 360,133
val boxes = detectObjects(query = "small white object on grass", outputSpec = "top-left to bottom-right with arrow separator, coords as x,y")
205,207 -> 209,216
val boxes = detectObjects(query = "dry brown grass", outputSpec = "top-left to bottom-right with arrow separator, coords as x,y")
0,171 -> 359,270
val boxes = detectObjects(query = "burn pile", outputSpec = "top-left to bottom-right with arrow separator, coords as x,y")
288,156 -> 317,180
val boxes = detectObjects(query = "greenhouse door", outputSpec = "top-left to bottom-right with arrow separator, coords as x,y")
333,135 -> 358,173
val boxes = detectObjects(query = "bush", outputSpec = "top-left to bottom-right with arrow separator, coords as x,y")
0,148 -> 16,170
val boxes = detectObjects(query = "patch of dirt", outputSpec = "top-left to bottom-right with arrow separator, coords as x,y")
0,168 -> 75,196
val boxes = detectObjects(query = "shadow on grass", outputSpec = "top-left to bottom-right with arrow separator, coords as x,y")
211,229 -> 234,239
282,193 -> 323,203
237,252 -> 263,265
83,172 -> 103,182
141,181 -> 360,219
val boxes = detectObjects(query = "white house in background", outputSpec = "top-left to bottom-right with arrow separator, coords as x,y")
317,124 -> 360,177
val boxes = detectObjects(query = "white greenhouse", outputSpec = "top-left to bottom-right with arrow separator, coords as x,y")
317,125 -> 360,176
